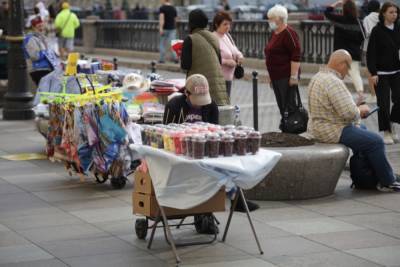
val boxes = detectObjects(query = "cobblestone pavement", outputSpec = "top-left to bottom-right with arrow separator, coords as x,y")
0,71 -> 399,267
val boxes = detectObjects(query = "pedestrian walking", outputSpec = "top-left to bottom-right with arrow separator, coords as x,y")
158,0 -> 178,64
362,0 -> 380,103
212,11 -> 244,98
181,9 -> 228,106
55,2 -> 80,60
367,1 -> 400,144
264,4 -> 301,131
325,0 -> 365,103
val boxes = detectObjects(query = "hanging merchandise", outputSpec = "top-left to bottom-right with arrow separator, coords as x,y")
38,74 -> 137,189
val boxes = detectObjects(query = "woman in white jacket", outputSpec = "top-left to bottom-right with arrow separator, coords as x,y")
363,0 -> 380,103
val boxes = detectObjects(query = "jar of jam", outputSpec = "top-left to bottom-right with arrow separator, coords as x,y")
222,134 -> 234,157
224,125 -> 236,131
192,135 -> 206,159
248,131 -> 262,155
234,131 -> 248,155
173,131 -> 184,155
185,136 -> 192,157
207,133 -> 220,158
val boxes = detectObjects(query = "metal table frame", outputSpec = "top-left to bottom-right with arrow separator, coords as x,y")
145,188 -> 263,265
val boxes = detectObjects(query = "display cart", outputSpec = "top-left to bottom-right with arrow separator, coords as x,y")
130,144 -> 282,265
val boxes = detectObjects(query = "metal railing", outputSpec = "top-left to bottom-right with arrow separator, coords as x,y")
300,20 -> 334,63
77,19 -> 335,63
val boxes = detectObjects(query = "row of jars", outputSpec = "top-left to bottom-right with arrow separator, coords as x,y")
140,123 -> 262,159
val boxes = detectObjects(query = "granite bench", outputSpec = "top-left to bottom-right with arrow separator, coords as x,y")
245,144 -> 350,200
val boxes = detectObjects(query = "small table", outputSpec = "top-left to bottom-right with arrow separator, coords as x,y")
130,145 -> 281,265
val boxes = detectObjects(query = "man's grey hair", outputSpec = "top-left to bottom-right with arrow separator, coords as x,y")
267,4 -> 288,24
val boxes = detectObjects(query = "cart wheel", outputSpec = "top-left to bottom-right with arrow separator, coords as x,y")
135,218 -> 148,240
94,172 -> 109,184
110,176 -> 127,189
194,214 -> 218,234
194,215 -> 203,234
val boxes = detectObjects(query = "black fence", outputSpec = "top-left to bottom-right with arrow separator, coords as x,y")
76,19 -> 334,63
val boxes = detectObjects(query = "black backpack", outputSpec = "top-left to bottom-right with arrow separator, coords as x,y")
349,152 -> 379,190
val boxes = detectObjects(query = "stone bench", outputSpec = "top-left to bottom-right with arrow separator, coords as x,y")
245,144 -> 349,200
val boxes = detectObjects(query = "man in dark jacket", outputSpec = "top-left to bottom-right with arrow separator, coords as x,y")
163,74 -> 219,124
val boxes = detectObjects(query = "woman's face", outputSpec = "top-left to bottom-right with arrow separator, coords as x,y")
217,20 -> 231,34
384,6 -> 398,24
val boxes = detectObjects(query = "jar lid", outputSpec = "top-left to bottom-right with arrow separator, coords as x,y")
248,131 -> 262,138
222,134 -> 234,142
207,133 -> 221,141
234,131 -> 248,138
223,125 -> 236,131
192,134 -> 206,142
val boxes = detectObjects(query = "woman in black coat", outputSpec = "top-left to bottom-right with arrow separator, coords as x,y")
367,1 -> 400,144
325,0 -> 365,102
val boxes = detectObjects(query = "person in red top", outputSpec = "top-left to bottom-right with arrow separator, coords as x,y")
264,4 -> 301,131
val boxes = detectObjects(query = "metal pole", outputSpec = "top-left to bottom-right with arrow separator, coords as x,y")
252,71 -> 259,131
2,0 -> 34,120
150,61 -> 156,73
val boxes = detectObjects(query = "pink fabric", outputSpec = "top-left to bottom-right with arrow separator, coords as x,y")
213,32 -> 243,81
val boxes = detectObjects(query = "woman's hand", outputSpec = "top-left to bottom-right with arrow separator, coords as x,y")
224,59 -> 237,67
370,75 -> 379,86
237,57 -> 244,65
289,76 -> 299,86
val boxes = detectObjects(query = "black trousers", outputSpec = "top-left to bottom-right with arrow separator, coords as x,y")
271,78 -> 297,126
376,73 -> 400,131
30,70 -> 52,86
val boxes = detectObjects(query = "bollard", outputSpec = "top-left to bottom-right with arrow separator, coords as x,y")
113,58 -> 118,70
252,71 -> 259,131
150,61 -> 156,73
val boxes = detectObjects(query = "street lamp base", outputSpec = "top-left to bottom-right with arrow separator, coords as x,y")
2,109 -> 34,120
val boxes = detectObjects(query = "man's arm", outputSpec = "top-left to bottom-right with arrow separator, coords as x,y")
181,36 -> 192,70
327,80 -> 360,122
159,12 -> 164,35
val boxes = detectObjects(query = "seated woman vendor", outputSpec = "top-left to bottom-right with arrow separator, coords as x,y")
163,74 -> 259,234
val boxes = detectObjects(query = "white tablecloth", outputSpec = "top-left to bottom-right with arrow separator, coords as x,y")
130,145 -> 281,210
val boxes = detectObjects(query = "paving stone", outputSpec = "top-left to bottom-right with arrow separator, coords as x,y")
346,246 -> 400,266
69,206 -> 134,223
181,258 -> 277,267
267,217 -> 364,235
252,206 -> 324,222
0,184 -> 25,195
0,193 -> 56,218
0,231 -> 31,247
227,236 -> 333,259
32,188 -> 110,202
54,196 -> 130,212
18,223 -> 110,243
268,251 -> 381,267
63,253 -> 167,267
337,212 -> 400,238
96,219 -> 137,236
0,259 -> 68,267
0,244 -> 53,265
296,199 -> 389,216
0,211 -> 83,230
355,193 -> 400,212
38,236 -> 145,259
305,229 -> 400,250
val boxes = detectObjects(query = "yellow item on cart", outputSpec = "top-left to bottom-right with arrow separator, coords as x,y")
65,53 -> 79,76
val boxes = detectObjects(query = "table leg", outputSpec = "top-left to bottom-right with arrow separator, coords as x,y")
159,205 -> 181,264
239,188 -> 264,255
222,192 -> 239,242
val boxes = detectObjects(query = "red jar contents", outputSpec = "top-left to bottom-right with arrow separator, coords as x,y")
234,131 -> 248,155
192,135 -> 206,159
248,131 -> 261,155
180,135 -> 188,156
222,135 -> 234,157
207,133 -> 220,158
173,132 -> 184,155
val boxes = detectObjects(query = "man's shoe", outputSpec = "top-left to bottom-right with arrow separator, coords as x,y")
233,197 -> 260,213
383,131 -> 394,145
377,182 -> 400,192
194,215 -> 219,235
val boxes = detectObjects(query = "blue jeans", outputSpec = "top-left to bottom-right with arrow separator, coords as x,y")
340,124 -> 395,186
159,29 -> 177,62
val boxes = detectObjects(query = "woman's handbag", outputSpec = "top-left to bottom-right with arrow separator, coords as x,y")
281,85 -> 308,134
234,64 -> 244,79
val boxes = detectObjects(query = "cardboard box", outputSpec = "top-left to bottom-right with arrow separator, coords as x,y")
133,189 -> 226,217
134,171 -> 154,195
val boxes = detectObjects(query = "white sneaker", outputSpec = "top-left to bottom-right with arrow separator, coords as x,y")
383,131 -> 394,145
391,126 -> 399,143
366,95 -> 377,103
